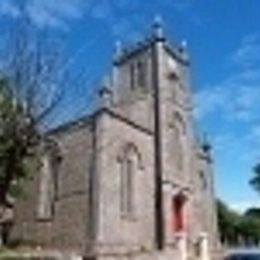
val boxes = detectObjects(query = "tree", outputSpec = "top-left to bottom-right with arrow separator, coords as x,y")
0,75 -> 34,244
237,215 -> 260,245
0,8 -> 67,218
245,207 -> 260,219
0,73 -> 41,208
250,163 -> 260,195
217,199 -> 260,246
217,199 -> 240,245
0,1 -> 95,229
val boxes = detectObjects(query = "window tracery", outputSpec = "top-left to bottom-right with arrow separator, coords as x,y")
37,140 -> 61,220
118,143 -> 141,217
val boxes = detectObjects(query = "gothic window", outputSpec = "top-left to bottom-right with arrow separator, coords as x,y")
137,60 -> 146,89
52,157 -> 60,201
176,128 -> 183,171
126,158 -> 134,213
119,143 -> 140,217
129,60 -> 147,92
37,154 -> 54,220
199,171 -> 207,190
171,125 -> 184,171
37,142 -> 61,220
130,64 -> 135,90
172,111 -> 186,171
120,156 -> 134,216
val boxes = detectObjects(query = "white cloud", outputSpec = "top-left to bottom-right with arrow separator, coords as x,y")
195,34 -> 260,123
0,0 -> 143,34
229,200 -> 260,214
231,34 -> 260,68
194,86 -> 228,119
0,0 -> 197,33
0,0 -> 87,30
195,79 -> 260,122
27,0 -> 87,29
0,0 -> 20,18
195,34 -> 260,170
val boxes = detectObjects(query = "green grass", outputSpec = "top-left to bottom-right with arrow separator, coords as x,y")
0,249 -> 57,259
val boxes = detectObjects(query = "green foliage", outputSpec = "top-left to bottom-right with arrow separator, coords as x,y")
237,215 -> 260,243
250,163 -> 260,195
0,75 -> 38,206
217,199 -> 260,245
245,207 -> 260,218
217,199 -> 240,244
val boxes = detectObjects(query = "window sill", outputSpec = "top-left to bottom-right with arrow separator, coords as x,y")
35,216 -> 53,222
120,213 -> 137,222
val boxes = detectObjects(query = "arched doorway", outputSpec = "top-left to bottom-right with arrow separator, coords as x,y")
172,192 -> 187,233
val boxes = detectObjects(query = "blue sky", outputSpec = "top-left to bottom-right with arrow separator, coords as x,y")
0,0 -> 260,212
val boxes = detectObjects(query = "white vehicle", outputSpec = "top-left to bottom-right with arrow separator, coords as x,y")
225,249 -> 260,260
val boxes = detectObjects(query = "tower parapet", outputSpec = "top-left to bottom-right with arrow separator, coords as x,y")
111,19 -> 190,108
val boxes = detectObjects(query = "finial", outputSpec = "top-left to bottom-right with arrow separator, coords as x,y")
201,133 -> 212,154
99,76 -> 113,108
115,40 -> 122,57
152,15 -> 165,41
179,40 -> 190,63
181,40 -> 188,50
154,15 -> 162,26
180,40 -> 188,55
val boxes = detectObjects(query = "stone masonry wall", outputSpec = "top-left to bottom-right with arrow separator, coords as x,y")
93,110 -> 155,257
10,122 -> 94,255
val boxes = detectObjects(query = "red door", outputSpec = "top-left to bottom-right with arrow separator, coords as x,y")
172,195 -> 185,232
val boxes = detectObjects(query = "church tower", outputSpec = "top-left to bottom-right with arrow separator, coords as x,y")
110,18 -> 195,247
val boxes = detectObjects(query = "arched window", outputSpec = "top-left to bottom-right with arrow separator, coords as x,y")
130,64 -> 135,90
137,60 -> 146,89
119,143 -> 141,216
199,171 -> 207,190
37,154 -> 53,220
125,158 -> 134,213
37,140 -> 61,220
170,125 -> 184,171
172,111 -> 186,171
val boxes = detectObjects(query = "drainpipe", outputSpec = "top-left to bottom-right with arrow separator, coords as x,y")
151,18 -> 165,250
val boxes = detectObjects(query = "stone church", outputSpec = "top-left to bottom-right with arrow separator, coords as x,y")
10,21 -> 219,259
